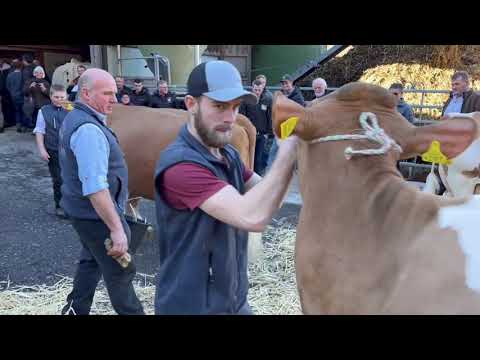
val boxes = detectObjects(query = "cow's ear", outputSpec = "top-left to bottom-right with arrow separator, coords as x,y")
400,117 -> 477,159
272,91 -> 307,138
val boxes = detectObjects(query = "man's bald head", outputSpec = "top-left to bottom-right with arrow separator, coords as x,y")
78,68 -> 115,93
78,68 -> 118,115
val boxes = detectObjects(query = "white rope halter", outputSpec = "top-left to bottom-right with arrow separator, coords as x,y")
309,112 -> 403,160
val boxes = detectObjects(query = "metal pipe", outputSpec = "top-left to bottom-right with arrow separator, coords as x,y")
194,45 -> 200,66
117,45 -> 122,76
398,162 -> 437,170
153,54 -> 160,86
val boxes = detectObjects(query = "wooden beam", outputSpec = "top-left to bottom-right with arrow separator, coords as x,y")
0,45 -> 83,54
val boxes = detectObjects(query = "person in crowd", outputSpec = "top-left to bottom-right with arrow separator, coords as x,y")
150,80 -> 178,109
115,76 -> 132,102
59,68 -> 144,315
442,71 -> 480,116
120,93 -> 132,105
6,60 -> 29,132
130,79 -> 151,106
389,83 -> 414,123
24,66 -> 51,128
33,84 -> 70,218
239,79 -> 272,175
67,65 -> 87,101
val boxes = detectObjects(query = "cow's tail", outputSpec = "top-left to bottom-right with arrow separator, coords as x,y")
236,114 -> 257,170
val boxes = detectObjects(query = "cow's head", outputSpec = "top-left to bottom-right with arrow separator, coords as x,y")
273,82 -> 478,161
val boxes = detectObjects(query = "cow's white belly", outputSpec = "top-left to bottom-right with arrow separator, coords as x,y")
438,195 -> 480,292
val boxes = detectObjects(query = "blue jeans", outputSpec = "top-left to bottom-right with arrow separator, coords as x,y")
266,138 -> 279,169
254,134 -> 270,176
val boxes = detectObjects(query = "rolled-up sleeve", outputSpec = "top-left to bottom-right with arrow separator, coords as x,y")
33,109 -> 46,134
70,124 -> 110,196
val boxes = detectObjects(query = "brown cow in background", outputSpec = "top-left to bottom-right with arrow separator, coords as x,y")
108,104 -> 256,202
273,82 -> 480,314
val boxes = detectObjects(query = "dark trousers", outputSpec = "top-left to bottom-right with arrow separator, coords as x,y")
46,150 -> 62,208
266,136 -> 278,170
31,108 -> 39,128
254,134 -> 271,176
13,100 -> 28,128
62,216 -> 145,315
1,95 -> 15,127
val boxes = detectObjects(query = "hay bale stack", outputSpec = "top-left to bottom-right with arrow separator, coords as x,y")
300,45 -> 480,119
359,63 -> 454,119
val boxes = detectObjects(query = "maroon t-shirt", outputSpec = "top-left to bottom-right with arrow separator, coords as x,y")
161,162 -> 254,210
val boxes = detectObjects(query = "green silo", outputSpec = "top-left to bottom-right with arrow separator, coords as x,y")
252,45 -> 327,85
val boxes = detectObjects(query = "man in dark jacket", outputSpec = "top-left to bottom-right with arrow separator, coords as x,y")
130,79 -> 151,106
266,74 -> 306,168
150,80 -> 177,109
67,64 -> 86,101
442,71 -> 480,116
21,54 -> 35,85
280,74 -> 305,106
255,74 -> 273,103
239,79 -> 272,175
1,59 -> 15,129
153,60 -> 299,315
115,76 -> 132,102
6,61 -> 29,132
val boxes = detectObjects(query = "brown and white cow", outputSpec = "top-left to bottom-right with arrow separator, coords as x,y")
273,82 -> 480,314
107,104 -> 264,262
422,112 -> 480,197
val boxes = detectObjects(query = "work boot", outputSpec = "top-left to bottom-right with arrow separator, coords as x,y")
55,207 -> 67,219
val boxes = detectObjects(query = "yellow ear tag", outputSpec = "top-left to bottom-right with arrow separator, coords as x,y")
280,117 -> 299,139
421,140 -> 452,165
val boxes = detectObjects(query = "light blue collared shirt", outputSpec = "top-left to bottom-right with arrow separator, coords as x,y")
70,103 -> 110,196
444,94 -> 464,115
33,109 -> 46,134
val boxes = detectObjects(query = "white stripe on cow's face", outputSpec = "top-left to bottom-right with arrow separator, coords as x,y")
438,196 -> 480,292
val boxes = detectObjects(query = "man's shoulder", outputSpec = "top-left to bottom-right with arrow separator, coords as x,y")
40,103 -> 53,112
157,142 -> 214,176
470,90 -> 480,98
65,108 -> 102,133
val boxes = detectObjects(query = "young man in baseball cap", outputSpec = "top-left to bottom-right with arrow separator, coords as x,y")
153,60 -> 299,315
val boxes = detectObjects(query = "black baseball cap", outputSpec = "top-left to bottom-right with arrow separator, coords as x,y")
280,74 -> 293,82
187,61 -> 257,105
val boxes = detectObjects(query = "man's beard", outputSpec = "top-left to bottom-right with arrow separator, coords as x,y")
194,109 -> 232,148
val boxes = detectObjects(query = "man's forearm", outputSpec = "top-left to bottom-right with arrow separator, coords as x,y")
241,140 -> 296,226
35,133 -> 47,153
88,189 -> 124,233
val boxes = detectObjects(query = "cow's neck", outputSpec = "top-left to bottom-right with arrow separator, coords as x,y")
297,139 -> 442,313
299,139 -> 439,247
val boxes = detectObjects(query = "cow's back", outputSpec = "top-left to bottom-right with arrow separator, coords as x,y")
108,104 -> 256,200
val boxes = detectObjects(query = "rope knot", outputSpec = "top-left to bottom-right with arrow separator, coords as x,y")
310,112 -> 403,160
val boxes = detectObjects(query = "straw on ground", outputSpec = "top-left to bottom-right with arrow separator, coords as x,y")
0,222 -> 301,315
